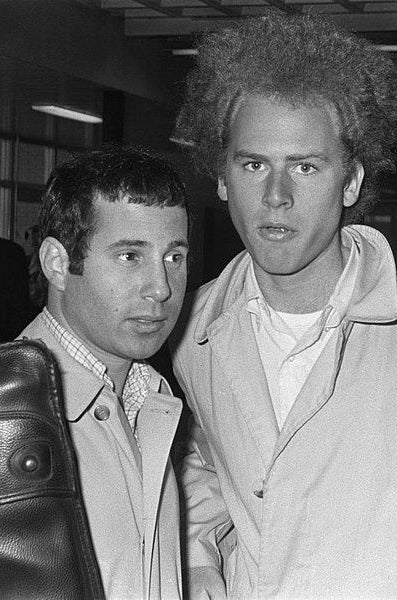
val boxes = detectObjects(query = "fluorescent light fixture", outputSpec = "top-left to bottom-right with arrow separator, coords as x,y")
376,45 -> 397,52
169,136 -> 195,147
172,49 -> 198,56
31,104 -> 102,124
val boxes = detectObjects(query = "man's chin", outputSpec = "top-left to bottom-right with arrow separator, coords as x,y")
121,336 -> 170,362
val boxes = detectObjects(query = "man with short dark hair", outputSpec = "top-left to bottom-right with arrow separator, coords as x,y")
19,148 -> 189,599
170,12 -> 397,599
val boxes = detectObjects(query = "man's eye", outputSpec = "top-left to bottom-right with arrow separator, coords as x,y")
245,161 -> 265,172
164,252 -> 184,265
294,163 -> 316,175
118,252 -> 139,262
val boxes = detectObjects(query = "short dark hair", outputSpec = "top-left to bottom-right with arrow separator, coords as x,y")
175,12 -> 397,223
39,146 -> 189,276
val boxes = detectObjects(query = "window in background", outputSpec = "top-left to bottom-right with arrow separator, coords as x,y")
0,55 -> 103,250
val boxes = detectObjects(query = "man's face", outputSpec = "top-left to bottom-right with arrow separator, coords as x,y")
218,95 -> 363,289
60,198 -> 188,364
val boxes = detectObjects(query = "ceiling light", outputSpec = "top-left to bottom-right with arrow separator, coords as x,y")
31,104 -> 102,124
169,136 -> 195,147
171,49 -> 197,56
172,45 -> 397,55
376,45 -> 397,52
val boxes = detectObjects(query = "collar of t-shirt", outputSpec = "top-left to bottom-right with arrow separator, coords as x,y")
245,227 -> 360,354
244,229 -> 360,428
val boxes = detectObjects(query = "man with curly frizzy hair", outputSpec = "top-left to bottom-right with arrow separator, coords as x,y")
170,11 -> 397,600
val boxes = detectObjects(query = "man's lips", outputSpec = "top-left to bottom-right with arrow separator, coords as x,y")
258,223 -> 295,240
133,315 -> 165,322
128,316 -> 166,332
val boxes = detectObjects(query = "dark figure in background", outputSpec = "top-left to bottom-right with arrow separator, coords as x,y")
25,224 -> 46,310
170,11 -> 397,599
0,237 -> 35,341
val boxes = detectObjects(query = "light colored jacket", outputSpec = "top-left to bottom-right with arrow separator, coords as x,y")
20,313 -> 183,600
171,225 -> 397,599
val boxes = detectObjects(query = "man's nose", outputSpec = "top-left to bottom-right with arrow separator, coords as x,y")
261,170 -> 293,209
140,263 -> 171,303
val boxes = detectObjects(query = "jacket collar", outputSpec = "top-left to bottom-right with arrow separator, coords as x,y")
60,347 -> 178,422
20,314 -> 177,422
195,225 -> 397,343
19,314 -> 105,421
194,250 -> 251,343
60,344 -> 179,422
344,225 -> 397,322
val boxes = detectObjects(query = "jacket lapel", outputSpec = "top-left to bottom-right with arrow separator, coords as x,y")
208,301 -> 279,465
19,316 -> 105,422
138,386 -> 182,593
272,321 -> 353,465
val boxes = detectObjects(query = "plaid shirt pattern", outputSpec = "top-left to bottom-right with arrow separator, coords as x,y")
42,307 -> 150,441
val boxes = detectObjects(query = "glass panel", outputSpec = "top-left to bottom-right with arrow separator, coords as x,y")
18,103 -> 48,139
57,118 -> 98,148
44,146 -> 55,181
0,138 -> 12,181
0,187 -> 11,238
15,189 -> 42,253
0,92 -> 14,133
18,143 -> 46,185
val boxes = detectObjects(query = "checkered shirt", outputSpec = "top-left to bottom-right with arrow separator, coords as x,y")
42,307 -> 150,441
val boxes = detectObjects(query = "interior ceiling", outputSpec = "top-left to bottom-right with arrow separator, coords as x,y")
94,0 -> 397,44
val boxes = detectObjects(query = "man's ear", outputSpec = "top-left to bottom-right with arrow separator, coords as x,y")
217,178 -> 228,202
39,237 -> 69,292
343,163 -> 365,208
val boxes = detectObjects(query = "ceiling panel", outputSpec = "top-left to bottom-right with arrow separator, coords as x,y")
100,0 -> 397,40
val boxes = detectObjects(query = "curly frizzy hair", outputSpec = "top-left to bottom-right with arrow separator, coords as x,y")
175,12 -> 397,223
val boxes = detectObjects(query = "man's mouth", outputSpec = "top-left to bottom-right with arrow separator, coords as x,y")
266,226 -> 288,233
128,316 -> 166,333
259,224 -> 294,240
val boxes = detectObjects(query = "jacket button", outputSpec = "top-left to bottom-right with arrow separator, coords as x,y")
94,405 -> 110,421
252,479 -> 264,498
21,455 -> 39,472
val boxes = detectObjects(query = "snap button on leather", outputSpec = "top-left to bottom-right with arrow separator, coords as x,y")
21,455 -> 39,472
94,405 -> 110,421
10,442 -> 52,481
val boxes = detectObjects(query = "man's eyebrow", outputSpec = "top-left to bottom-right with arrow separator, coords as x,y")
234,151 -> 265,161
234,150 -> 330,162
168,240 -> 189,250
107,239 -> 148,250
107,239 -> 189,251
286,152 -> 330,162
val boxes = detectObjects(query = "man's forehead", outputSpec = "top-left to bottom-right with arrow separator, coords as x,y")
90,198 -> 187,240
228,92 -> 343,145
232,91 -> 340,122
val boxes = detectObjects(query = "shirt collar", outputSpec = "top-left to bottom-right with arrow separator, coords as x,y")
245,262 -> 327,351
42,307 -> 151,418
195,225 -> 397,343
42,307 -> 113,389
246,225 -> 395,330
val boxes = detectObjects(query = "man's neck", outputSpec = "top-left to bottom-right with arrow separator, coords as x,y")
260,275 -> 336,313
102,357 -> 132,398
46,297 -> 132,398
253,247 -> 347,314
